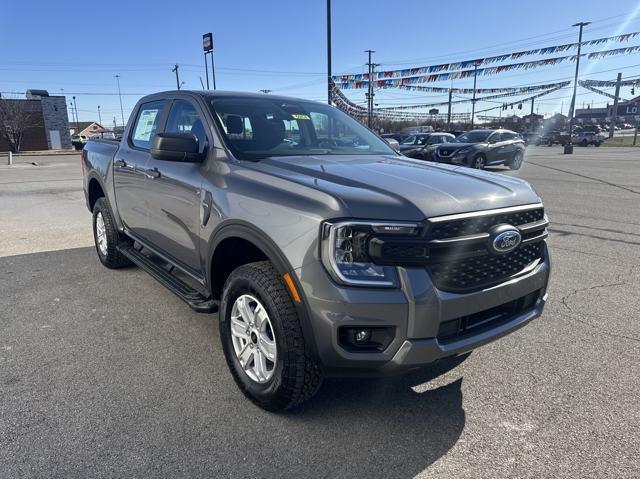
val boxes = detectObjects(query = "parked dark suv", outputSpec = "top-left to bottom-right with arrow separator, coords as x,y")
402,132 -> 456,160
434,129 -> 526,169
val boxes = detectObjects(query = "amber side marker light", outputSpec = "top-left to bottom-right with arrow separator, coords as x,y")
282,273 -> 302,303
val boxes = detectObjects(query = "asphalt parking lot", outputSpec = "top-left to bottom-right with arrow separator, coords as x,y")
1,147 -> 639,478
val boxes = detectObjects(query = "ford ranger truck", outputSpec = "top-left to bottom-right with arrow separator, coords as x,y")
82,91 -> 550,411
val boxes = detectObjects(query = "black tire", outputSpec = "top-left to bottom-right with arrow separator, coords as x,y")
594,141 -> 601,147
92,197 -> 132,269
219,261 -> 322,411
471,154 -> 486,169
509,151 -> 524,170
580,139 -> 588,147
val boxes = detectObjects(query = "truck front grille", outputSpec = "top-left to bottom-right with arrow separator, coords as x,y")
428,242 -> 542,292
426,205 -> 546,292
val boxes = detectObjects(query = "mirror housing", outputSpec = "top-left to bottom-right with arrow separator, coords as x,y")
150,133 -> 204,162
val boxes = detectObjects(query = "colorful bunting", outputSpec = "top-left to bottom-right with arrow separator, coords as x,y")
333,31 -> 640,82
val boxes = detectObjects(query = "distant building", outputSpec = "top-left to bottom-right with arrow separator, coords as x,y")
0,90 -> 72,151
575,96 -> 640,124
70,121 -> 113,137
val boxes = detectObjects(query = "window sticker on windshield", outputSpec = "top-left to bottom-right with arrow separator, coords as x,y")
291,113 -> 311,120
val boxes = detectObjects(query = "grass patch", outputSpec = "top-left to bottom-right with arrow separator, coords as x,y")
602,135 -> 639,147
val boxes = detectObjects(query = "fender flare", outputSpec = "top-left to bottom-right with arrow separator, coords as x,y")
207,221 -> 320,361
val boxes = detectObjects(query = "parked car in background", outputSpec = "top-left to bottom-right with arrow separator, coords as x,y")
72,134 -> 89,150
397,133 -> 434,152
433,129 -> 526,169
571,131 -> 604,147
383,137 -> 400,151
403,132 -> 456,160
381,133 -> 407,143
537,130 -> 569,146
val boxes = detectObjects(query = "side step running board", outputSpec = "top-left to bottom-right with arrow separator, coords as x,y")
118,245 -> 218,313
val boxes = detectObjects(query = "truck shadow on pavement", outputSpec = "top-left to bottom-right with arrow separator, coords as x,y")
0,246 -> 467,478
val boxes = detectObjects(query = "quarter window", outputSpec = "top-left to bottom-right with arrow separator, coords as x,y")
131,100 -> 165,149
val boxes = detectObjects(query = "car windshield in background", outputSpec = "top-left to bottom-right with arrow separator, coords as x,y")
455,131 -> 492,143
210,97 -> 396,161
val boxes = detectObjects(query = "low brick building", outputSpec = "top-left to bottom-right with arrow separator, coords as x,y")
0,90 -> 72,151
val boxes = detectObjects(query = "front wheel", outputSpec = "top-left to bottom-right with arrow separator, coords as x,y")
471,154 -> 486,169
594,141 -> 601,147
509,151 -> 524,170
219,261 -> 322,411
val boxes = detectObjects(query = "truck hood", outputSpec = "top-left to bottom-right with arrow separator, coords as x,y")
247,155 -> 540,220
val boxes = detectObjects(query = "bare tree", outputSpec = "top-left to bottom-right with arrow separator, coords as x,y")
0,98 -> 39,152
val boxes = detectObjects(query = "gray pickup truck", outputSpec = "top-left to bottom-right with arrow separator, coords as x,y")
82,90 -> 550,411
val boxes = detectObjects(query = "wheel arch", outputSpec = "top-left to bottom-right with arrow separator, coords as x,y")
207,221 -> 320,361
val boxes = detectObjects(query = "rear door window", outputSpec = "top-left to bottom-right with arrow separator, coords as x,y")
131,100 -> 165,149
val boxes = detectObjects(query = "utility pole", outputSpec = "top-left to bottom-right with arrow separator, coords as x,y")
327,0 -> 332,104
609,72 -> 622,139
72,96 -> 79,133
69,101 -> 76,130
365,49 -> 375,128
567,21 -> 590,153
172,64 -> 181,90
115,74 -> 125,130
447,88 -> 453,130
530,98 -> 535,132
97,105 -> 102,125
470,62 -> 480,128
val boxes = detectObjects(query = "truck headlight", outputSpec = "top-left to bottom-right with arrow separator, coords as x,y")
320,221 -> 419,287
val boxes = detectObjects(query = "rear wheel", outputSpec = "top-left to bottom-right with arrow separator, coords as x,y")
92,197 -> 132,269
219,261 -> 322,411
594,141 -> 601,147
580,139 -> 588,147
471,154 -> 486,169
509,151 -> 524,170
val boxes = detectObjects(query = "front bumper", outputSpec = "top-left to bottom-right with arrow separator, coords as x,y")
295,241 -> 550,377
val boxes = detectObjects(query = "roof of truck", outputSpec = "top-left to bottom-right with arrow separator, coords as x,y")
152,90 -> 322,104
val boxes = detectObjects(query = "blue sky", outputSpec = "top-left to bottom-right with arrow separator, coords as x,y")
2,0 -> 640,123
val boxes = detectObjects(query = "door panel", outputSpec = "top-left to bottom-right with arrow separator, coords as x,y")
143,99 -> 207,274
113,100 -> 166,234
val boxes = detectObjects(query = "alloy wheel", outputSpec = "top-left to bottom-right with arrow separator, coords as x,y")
230,294 -> 277,383
95,212 -> 108,256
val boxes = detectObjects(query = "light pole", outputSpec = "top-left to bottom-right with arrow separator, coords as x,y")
327,0 -> 332,104
115,74 -> 125,130
97,105 -> 102,125
566,21 -> 590,153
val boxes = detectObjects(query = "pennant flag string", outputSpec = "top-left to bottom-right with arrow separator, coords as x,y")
579,82 -> 629,101
375,82 -> 570,111
333,34 -> 640,83
580,77 -> 640,88
335,45 -> 640,88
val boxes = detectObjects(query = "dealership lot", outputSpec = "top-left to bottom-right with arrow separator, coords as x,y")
1,148 -> 639,478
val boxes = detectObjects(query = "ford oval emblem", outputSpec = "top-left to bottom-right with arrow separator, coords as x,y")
491,228 -> 522,254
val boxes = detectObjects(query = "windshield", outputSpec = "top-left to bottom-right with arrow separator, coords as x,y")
454,131 -> 492,143
210,97 -> 396,160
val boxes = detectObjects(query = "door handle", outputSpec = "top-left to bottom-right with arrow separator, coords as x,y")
144,168 -> 161,179
114,159 -> 126,168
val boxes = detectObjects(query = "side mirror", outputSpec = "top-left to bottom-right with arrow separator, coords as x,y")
150,133 -> 204,162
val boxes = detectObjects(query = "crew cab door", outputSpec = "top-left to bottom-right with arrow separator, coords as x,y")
113,100 -> 166,234
143,98 -> 208,274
